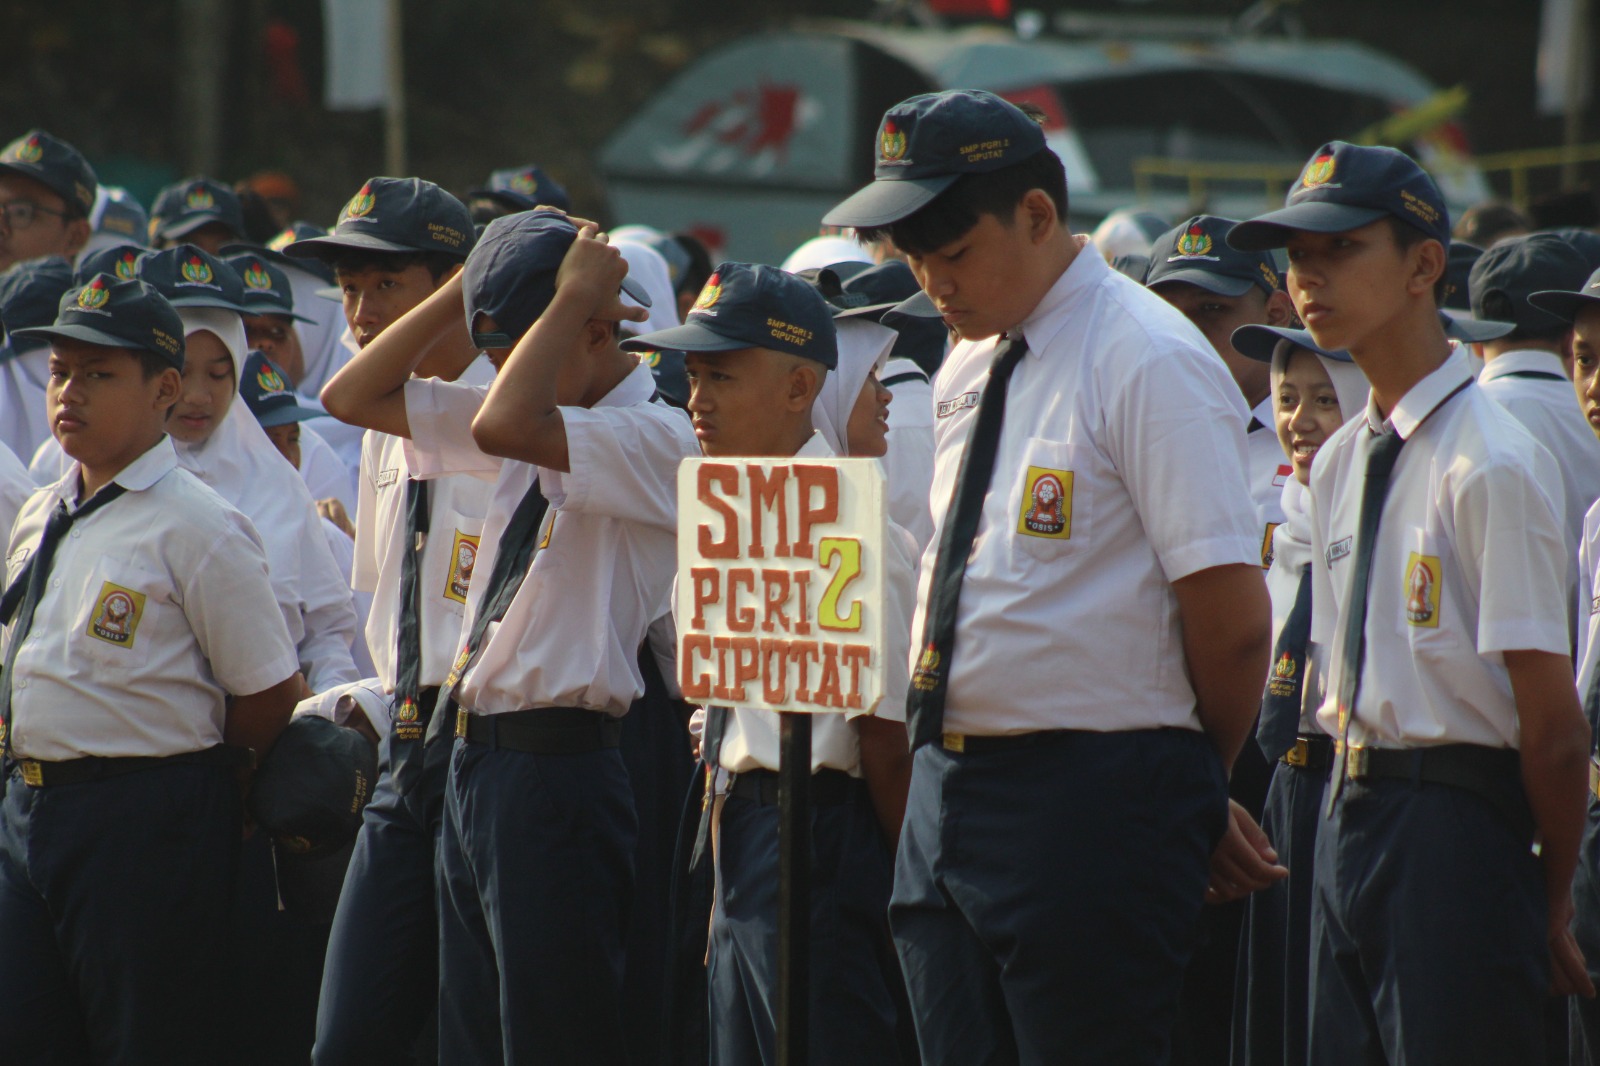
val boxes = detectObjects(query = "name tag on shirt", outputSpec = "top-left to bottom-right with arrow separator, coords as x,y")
1327,536 -> 1352,568
375,467 -> 400,490
936,392 -> 979,419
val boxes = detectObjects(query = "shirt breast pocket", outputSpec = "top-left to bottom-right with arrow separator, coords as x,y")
1008,437 -> 1094,562
1395,526 -> 1457,652
435,508 -> 487,609
73,558 -> 172,667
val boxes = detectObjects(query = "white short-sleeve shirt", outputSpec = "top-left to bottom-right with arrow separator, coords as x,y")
1576,498 -> 1600,711
1247,397 -> 1292,567
353,429 -> 492,693
713,434 -> 916,775
0,346 -> 50,467
1309,349 -> 1571,749
3,438 -> 299,760
882,357 -> 936,552
912,248 -> 1260,736
406,362 -> 698,716
0,442 -> 32,550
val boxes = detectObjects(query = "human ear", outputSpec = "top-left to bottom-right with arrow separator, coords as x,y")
1266,289 -> 1296,326
788,364 -> 820,412
153,367 -> 183,410
1022,189 -> 1058,245
1408,239 -> 1447,300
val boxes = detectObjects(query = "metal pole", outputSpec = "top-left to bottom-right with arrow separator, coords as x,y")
177,0 -> 228,176
1562,0 -> 1591,188
384,0 -> 407,175
776,712 -> 812,1066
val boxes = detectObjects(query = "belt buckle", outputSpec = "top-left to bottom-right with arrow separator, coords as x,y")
1283,739 -> 1310,767
19,760 -> 43,787
455,708 -> 469,740
1346,745 -> 1369,779
1590,756 -> 1600,802
941,732 -> 965,753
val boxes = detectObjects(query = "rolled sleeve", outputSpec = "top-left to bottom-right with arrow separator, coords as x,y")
183,513 -> 300,696
403,379 -> 501,483
555,404 -> 697,530
1457,460 -> 1571,656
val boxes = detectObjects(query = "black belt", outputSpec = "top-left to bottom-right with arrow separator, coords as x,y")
1280,734 -> 1333,772
1344,742 -> 1530,839
727,768 -> 858,807
9,744 -> 251,788
455,707 -> 621,754
939,729 -> 1070,754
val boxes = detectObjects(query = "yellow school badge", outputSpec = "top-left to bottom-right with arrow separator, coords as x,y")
181,256 -> 213,285
1266,651 -> 1297,698
87,582 -> 147,648
394,697 -> 423,741
77,277 -> 110,310
1260,522 -> 1280,569
1404,552 -> 1442,628
1175,226 -> 1212,257
115,251 -> 139,280
692,274 -> 722,314
1017,466 -> 1073,540
1302,154 -> 1335,189
443,531 -> 480,604
879,121 -> 908,163
910,644 -> 942,692
345,183 -> 376,220
185,186 -> 215,210
13,136 -> 43,163
510,172 -> 540,196
256,365 -> 288,395
242,261 -> 274,291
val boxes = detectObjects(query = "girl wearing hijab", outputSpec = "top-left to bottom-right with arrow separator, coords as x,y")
1225,324 -> 1369,1066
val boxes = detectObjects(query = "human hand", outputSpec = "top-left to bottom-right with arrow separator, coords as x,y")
1205,799 -> 1288,904
318,498 -> 355,539
1550,894 -> 1596,997
555,223 -> 649,325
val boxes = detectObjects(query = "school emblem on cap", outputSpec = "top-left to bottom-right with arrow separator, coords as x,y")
1404,552 -> 1442,627
1302,153 -> 1336,189
87,581 -> 147,648
13,135 -> 43,163
642,350 -> 661,368
256,364 -> 288,395
879,120 -> 909,164
910,644 -> 942,692
444,531 -> 479,605
393,697 -> 423,741
77,277 -> 110,310
267,227 -> 296,252
1175,226 -> 1212,258
115,251 -> 139,280
1017,466 -> 1073,539
242,261 -> 273,291
510,172 -> 539,196
181,255 -> 214,285
345,183 -> 376,220
185,186 -> 215,211
692,273 -> 722,315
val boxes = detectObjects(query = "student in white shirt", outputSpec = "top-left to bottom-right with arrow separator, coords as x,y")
1230,140 -> 1594,1063
0,441 -> 31,547
0,275 -> 300,1063
321,209 -> 697,1065
627,263 -> 917,1065
0,255 -> 73,464
827,90 -> 1271,1065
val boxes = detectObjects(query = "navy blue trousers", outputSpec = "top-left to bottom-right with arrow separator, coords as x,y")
313,721 -> 449,1065
1567,798 -> 1600,1063
708,780 -> 901,1066
1231,759 -> 1327,1066
437,738 -> 638,1066
0,762 -> 240,1065
1310,777 -> 1546,1065
890,728 -> 1228,1066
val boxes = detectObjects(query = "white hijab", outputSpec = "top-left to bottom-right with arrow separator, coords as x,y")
1268,339 -> 1370,568
615,240 -> 682,338
781,235 -> 872,275
813,319 -> 896,456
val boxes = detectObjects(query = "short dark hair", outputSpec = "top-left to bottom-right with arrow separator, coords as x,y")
671,233 -> 714,297
1388,218 -> 1448,307
331,249 -> 459,283
135,348 -> 176,379
1453,200 -> 1533,247
853,148 -> 1069,257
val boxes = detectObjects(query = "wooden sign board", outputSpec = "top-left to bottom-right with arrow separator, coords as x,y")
676,456 -> 887,715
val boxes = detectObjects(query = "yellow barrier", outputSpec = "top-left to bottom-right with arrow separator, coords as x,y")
1471,144 -> 1600,208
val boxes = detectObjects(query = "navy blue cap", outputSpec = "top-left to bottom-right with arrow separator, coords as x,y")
634,346 -> 690,407
1529,266 -> 1600,324
1146,216 -> 1281,297
461,210 -> 650,347
136,244 -> 250,312
621,262 -> 838,367
92,187 -> 150,243
469,164 -> 571,213
241,350 -> 324,427
1228,142 -> 1450,252
0,256 -> 76,348
1441,311 -> 1514,343
225,251 -> 313,323
822,91 -> 1048,229
249,715 -> 376,857
1231,323 -> 1352,365
1442,242 -> 1483,312
824,259 -> 946,376
13,275 -> 185,367
1469,233 -> 1592,337
1110,253 -> 1151,281
148,177 -> 245,243
284,178 -> 474,262
1551,227 -> 1600,270
0,129 -> 97,217
262,223 -> 336,284
74,243 -> 146,285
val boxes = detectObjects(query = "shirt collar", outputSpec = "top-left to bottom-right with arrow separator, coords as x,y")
49,436 -> 178,509
1364,348 -> 1473,441
1014,246 -> 1107,359
596,361 -> 657,409
794,431 -> 835,459
1477,348 -> 1567,383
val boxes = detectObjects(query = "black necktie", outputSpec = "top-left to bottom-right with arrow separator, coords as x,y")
688,705 -> 729,871
1327,428 -> 1406,813
426,477 -> 551,743
391,478 -> 430,743
907,334 -> 1029,750
1,483 -> 129,754
1258,566 -> 1312,762
1247,415 -> 1266,433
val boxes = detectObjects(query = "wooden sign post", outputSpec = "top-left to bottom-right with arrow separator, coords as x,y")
677,456 -> 887,1066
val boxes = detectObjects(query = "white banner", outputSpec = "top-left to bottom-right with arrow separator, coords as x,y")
322,0 -> 391,111
676,457 -> 887,715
